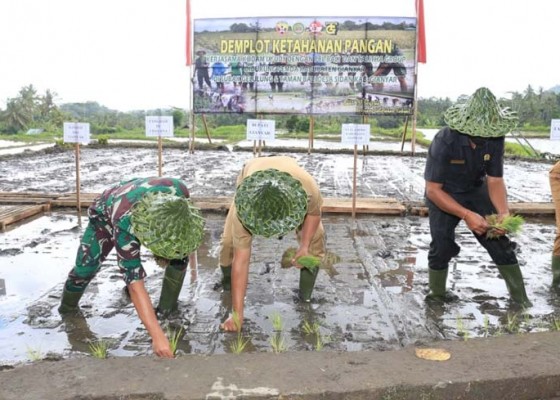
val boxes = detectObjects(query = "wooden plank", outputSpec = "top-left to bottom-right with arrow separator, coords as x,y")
322,198 -> 405,215
411,202 -> 555,217
0,192 -> 556,216
0,204 -> 47,231
509,202 -> 555,215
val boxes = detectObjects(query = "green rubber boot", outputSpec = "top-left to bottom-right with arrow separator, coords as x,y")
426,268 -> 449,301
157,266 -> 187,313
497,264 -> 532,308
552,255 -> 560,287
220,265 -> 231,291
299,267 -> 319,302
58,288 -> 84,314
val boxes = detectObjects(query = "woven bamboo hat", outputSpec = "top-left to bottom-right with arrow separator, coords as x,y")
131,192 -> 205,260
234,169 -> 308,238
443,87 -> 518,137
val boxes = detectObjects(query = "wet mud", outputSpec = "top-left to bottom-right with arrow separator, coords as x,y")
0,142 -> 559,366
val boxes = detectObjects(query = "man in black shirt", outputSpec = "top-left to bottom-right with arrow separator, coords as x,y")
423,87 -> 531,307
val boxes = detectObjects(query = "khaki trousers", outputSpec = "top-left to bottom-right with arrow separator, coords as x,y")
549,161 -> 560,255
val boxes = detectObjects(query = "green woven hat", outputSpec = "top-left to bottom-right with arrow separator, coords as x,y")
234,168 -> 308,238
443,87 -> 518,137
131,192 -> 205,260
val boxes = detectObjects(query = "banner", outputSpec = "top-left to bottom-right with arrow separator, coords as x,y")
192,16 -> 418,116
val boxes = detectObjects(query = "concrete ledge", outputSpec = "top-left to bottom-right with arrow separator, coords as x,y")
2,331 -> 560,400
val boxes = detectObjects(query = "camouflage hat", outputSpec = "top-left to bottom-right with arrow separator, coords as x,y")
131,192 -> 205,260
443,87 -> 518,137
234,168 -> 308,238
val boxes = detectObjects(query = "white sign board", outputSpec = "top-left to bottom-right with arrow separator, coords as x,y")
145,116 -> 174,137
551,119 -> 560,140
247,119 -> 275,141
341,124 -> 370,146
63,122 -> 90,144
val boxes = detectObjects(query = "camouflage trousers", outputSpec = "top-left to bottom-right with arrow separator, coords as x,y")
63,217 -> 116,293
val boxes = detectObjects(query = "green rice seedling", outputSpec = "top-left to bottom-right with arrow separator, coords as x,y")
228,311 -> 250,355
505,312 -> 520,334
302,320 -> 320,335
550,317 -> 560,331
167,327 -> 184,356
315,333 -> 332,351
483,314 -> 490,338
485,214 -> 524,239
521,313 -> 532,333
455,314 -> 469,341
270,333 -> 287,353
25,346 -> 42,362
230,334 -> 250,354
88,340 -> 109,359
270,312 -> 283,331
297,255 -> 321,271
280,248 -> 321,271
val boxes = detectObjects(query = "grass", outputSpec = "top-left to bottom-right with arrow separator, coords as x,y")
88,340 -> 109,359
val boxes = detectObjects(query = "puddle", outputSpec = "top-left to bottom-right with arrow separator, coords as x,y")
0,145 -> 559,366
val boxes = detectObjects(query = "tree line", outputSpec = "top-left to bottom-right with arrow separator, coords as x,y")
1,84 -> 558,136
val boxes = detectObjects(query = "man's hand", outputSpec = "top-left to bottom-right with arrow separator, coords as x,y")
152,336 -> 174,358
220,314 -> 242,332
292,247 -> 310,269
463,211 -> 489,236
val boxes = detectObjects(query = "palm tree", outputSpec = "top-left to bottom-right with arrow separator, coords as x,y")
3,98 -> 31,133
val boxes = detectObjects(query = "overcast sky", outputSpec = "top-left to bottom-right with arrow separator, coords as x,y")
0,0 -> 557,111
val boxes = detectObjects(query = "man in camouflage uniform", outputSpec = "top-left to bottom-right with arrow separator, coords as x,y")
59,177 -> 198,358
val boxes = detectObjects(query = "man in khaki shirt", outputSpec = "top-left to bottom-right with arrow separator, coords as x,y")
219,156 -> 325,331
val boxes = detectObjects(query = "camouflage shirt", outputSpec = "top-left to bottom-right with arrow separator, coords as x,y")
88,177 -> 190,284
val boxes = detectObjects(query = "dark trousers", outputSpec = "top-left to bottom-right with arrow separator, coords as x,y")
426,183 -> 518,270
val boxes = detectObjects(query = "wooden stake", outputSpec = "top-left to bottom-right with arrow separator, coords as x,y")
74,143 -> 82,225
201,113 -> 212,144
308,116 -> 314,154
352,144 -> 358,219
190,112 -> 195,154
158,136 -> 163,177
400,115 -> 410,152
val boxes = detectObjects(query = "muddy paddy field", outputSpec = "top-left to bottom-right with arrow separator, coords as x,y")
0,140 -> 559,367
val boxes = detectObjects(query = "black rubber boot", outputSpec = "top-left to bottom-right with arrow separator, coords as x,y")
220,265 -> 231,291
425,268 -> 452,301
157,265 -> 187,313
299,267 -> 319,302
497,264 -> 532,308
58,288 -> 84,314
552,255 -> 560,288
